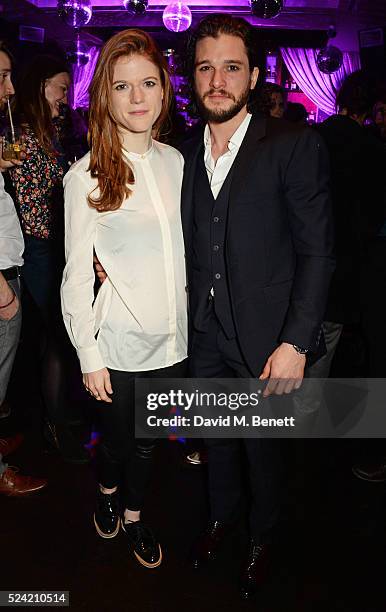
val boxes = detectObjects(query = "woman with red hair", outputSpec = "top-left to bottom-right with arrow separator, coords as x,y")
61,29 -> 187,568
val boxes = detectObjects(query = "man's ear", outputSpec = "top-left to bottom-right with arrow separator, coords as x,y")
250,67 -> 259,90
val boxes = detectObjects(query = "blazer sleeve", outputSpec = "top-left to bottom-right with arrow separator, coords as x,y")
60,168 -> 105,373
279,128 -> 335,351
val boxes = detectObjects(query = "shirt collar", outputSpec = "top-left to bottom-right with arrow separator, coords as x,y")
122,140 -> 154,162
204,112 -> 252,154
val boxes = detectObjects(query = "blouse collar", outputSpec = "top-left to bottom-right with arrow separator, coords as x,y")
122,140 -> 154,162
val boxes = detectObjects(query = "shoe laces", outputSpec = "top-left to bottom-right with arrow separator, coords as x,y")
1,466 -> 20,482
0,438 -> 10,449
99,490 -> 119,514
125,521 -> 154,545
5,466 -> 19,474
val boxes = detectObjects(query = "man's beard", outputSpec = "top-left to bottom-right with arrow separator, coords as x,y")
195,81 -> 251,124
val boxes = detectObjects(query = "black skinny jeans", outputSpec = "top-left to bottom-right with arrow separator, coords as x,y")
22,235 -> 74,427
97,359 -> 187,511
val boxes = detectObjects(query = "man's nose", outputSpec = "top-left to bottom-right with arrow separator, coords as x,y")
210,69 -> 226,89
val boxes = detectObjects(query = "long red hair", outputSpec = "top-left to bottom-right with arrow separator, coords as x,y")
88,29 -> 173,212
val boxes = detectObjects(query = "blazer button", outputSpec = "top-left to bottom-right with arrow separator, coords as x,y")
215,273 -> 221,280
213,216 -> 219,223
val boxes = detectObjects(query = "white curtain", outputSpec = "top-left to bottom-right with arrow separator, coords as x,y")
280,47 -> 361,116
71,47 -> 100,109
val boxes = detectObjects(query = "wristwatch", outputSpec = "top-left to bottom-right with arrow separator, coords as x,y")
292,344 -> 309,355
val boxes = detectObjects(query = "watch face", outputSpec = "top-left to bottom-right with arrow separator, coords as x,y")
293,345 -> 308,354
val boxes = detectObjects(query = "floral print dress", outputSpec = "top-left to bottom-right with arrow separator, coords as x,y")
9,123 -> 69,241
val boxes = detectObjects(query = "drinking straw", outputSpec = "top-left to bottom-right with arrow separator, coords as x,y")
7,99 -> 15,143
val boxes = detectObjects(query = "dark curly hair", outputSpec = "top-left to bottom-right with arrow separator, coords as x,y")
335,70 -> 377,117
252,82 -> 284,116
184,14 -> 264,116
0,41 -> 13,63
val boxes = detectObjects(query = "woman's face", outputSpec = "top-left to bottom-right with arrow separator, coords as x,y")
45,71 -> 71,118
110,54 -> 163,140
270,92 -> 284,118
374,102 -> 386,135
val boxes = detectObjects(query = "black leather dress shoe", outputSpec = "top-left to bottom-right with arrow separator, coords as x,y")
240,539 -> 269,600
121,520 -> 162,568
93,489 -> 120,538
190,521 -> 230,569
352,460 -> 386,482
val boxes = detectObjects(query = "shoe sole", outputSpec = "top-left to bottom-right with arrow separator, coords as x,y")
93,513 -> 120,539
352,468 -> 386,483
121,519 -> 162,568
185,453 -> 208,466
2,486 -> 47,496
133,545 -> 162,569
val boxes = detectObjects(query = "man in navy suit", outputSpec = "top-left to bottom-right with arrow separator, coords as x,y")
181,15 -> 335,599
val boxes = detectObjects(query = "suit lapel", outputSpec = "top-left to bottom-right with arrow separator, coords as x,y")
228,113 -> 266,204
181,136 -> 203,256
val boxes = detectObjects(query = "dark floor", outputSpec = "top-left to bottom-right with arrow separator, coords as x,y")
1,328 -> 386,612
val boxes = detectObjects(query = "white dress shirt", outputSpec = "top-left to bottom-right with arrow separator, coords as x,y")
61,141 -> 188,374
204,112 -> 252,198
0,172 -> 24,270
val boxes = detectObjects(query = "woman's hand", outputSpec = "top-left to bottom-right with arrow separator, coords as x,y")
0,291 -> 19,321
83,368 -> 113,403
0,140 -> 25,170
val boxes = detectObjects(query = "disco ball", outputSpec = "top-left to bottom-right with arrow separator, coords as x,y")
317,45 -> 343,74
123,0 -> 148,15
249,0 -> 283,19
57,0 -> 66,19
162,2 -> 192,33
58,0 -> 92,28
66,39 -> 90,66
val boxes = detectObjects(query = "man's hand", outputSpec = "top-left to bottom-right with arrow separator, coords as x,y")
93,255 -> 107,284
259,342 -> 306,397
83,368 -> 113,403
0,289 -> 19,321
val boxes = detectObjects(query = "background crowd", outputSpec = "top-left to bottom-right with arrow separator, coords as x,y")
0,20 -> 386,608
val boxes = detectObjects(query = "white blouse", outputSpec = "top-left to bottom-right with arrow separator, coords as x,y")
61,140 -> 188,374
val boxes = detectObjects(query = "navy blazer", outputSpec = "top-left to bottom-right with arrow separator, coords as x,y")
180,113 -> 335,376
